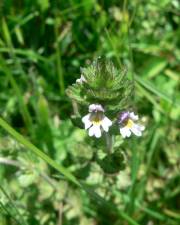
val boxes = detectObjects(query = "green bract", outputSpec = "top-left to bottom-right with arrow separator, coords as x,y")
66,57 -> 133,119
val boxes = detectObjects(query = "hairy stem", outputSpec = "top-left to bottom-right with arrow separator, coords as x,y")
105,133 -> 113,154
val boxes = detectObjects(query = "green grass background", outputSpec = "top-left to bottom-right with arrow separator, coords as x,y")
0,0 -> 180,224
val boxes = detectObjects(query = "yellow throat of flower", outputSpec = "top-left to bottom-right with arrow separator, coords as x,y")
126,119 -> 134,128
90,112 -> 103,125
92,120 -> 102,125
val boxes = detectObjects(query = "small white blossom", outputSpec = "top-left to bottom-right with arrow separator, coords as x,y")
76,75 -> 86,84
118,111 -> 145,138
82,104 -> 112,138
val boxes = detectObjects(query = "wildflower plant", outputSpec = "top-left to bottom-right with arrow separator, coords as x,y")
67,57 -> 145,174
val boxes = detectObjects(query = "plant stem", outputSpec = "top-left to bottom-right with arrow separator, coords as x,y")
105,133 -> 113,154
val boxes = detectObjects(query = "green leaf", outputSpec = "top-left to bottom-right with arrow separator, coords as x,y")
18,172 -> 38,187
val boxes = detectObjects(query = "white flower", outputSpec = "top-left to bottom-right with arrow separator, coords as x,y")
118,111 -> 145,138
76,75 -> 86,84
82,104 -> 112,138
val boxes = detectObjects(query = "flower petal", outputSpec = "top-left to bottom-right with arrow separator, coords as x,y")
89,104 -> 96,112
130,124 -> 142,136
93,125 -> 101,138
129,112 -> 139,121
101,116 -> 112,132
76,78 -> 81,83
82,114 -> 92,129
88,126 -> 95,137
82,114 -> 90,123
120,127 -> 131,138
89,104 -> 104,112
76,75 -> 86,84
85,120 -> 92,130
88,125 -> 101,138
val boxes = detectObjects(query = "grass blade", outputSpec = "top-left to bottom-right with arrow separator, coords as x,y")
135,75 -> 180,106
0,201 -> 21,225
0,185 -> 27,225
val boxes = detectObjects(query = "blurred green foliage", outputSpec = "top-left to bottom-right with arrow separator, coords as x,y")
0,0 -> 180,224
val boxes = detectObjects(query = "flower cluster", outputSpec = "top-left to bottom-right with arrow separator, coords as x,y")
68,59 -> 145,139
82,104 -> 145,139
